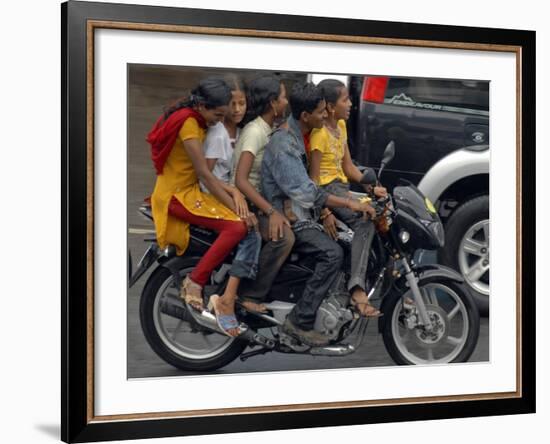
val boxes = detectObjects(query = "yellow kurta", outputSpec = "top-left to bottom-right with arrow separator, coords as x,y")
151,117 -> 241,255
309,119 -> 349,186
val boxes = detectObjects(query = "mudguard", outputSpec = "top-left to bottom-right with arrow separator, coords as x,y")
414,263 -> 465,283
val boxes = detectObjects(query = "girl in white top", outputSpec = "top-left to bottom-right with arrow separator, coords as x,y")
201,77 -> 265,314
202,121 -> 239,185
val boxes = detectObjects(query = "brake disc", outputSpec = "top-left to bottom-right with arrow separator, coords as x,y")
412,305 -> 449,348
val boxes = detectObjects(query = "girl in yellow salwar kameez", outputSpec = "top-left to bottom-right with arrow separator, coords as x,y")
147,78 -> 255,336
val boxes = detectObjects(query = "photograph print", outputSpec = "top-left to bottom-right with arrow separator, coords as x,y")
127,64 -> 489,378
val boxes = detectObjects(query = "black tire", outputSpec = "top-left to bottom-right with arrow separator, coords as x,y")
380,278 -> 480,365
439,195 -> 489,316
140,264 -> 247,372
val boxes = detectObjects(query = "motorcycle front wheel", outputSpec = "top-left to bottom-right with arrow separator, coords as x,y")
140,263 -> 247,372
380,278 -> 480,365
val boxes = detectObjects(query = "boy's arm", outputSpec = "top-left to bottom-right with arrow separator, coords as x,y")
269,141 -> 327,209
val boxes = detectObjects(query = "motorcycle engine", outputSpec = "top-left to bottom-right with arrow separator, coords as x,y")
313,274 -> 355,340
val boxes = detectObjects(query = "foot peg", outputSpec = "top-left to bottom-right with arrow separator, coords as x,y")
240,329 -> 276,349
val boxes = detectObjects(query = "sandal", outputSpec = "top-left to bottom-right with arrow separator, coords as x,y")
207,295 -> 244,337
351,293 -> 383,318
180,276 -> 204,312
238,299 -> 268,314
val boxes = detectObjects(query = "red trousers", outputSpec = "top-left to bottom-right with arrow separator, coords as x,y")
168,197 -> 247,286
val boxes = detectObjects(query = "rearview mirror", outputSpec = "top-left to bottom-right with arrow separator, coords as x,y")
381,141 -> 395,167
359,167 -> 378,185
378,140 -> 395,180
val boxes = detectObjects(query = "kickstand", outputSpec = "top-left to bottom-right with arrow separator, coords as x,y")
239,347 -> 272,362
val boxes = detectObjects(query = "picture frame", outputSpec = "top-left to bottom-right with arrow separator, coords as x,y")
61,0 -> 536,442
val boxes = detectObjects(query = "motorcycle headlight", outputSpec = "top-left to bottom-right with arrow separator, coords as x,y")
399,230 -> 410,244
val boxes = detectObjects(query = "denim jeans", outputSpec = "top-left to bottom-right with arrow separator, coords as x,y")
287,226 -> 344,330
322,180 -> 375,292
229,230 -> 262,280
237,212 -> 295,302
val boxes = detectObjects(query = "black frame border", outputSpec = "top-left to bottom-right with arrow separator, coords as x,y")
62,1 -> 536,442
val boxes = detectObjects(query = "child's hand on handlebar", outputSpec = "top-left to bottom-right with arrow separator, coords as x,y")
348,199 -> 377,219
374,186 -> 388,198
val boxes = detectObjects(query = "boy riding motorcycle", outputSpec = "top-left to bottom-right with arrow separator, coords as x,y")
260,82 -> 376,346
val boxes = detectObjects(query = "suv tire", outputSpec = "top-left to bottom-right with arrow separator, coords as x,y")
439,195 -> 489,316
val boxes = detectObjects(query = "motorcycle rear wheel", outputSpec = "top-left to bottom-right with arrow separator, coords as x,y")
140,263 -> 247,372
380,278 -> 480,365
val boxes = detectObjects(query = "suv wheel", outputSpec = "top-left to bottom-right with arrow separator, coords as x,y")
439,195 -> 489,316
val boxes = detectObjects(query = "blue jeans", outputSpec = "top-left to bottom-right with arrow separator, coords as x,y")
229,230 -> 262,280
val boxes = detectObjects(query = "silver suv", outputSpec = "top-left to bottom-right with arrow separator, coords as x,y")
418,146 -> 489,315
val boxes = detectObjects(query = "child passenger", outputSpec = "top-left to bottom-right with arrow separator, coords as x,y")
200,76 -> 265,313
309,78 -> 387,317
231,75 -> 295,306
147,77 -> 249,336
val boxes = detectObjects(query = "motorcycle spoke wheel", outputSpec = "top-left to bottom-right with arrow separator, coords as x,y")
152,269 -> 235,360
391,283 -> 470,364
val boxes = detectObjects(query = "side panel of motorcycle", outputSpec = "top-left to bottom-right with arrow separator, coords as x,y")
266,263 -> 312,303
160,255 -> 203,276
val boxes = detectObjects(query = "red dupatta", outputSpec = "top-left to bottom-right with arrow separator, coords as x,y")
146,107 -> 207,175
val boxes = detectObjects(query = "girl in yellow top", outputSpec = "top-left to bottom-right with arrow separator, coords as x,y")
309,79 -> 387,318
148,78 -> 254,336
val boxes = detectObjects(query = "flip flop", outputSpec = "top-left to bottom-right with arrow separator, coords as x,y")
207,295 -> 244,337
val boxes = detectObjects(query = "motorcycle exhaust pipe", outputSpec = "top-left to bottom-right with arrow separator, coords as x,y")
188,309 -> 277,348
187,307 -> 249,337
310,318 -> 369,357
310,344 -> 356,356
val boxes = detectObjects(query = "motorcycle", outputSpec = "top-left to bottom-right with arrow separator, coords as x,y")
129,141 -> 480,371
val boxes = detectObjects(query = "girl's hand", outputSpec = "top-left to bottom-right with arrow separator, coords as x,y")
269,211 -> 290,241
244,213 -> 259,231
231,189 -> 250,218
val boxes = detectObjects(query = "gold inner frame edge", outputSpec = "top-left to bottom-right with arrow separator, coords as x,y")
85,19 -> 523,423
